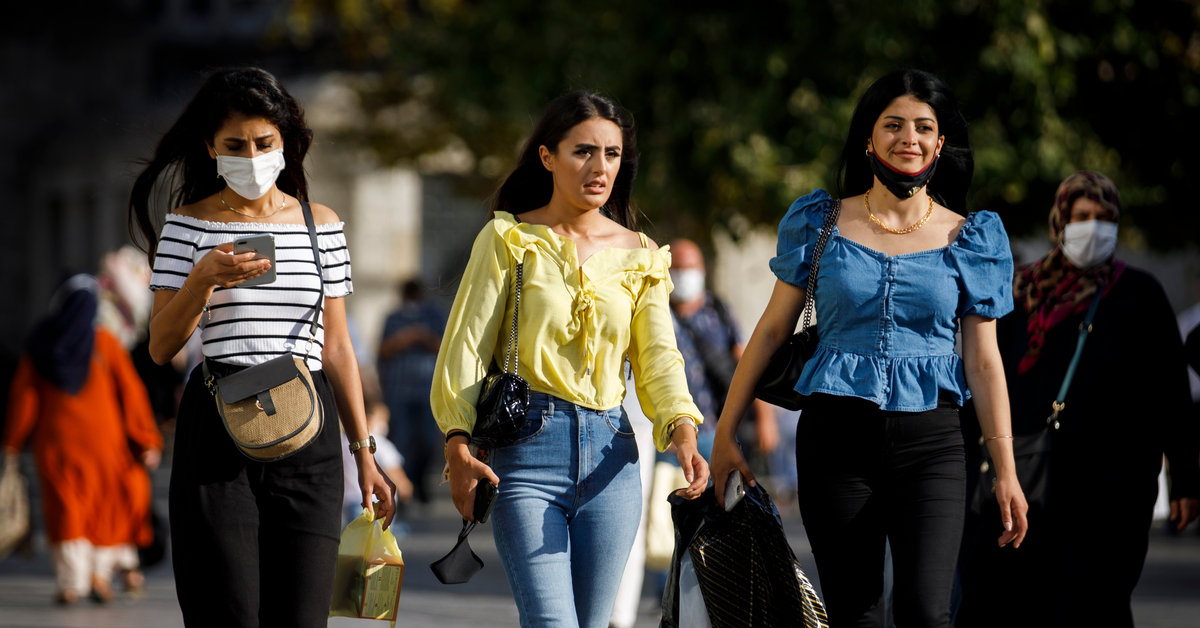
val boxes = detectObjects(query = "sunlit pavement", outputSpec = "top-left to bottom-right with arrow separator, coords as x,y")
2,461 -> 1198,628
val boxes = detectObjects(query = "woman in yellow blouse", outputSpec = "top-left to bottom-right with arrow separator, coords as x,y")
431,91 -> 707,627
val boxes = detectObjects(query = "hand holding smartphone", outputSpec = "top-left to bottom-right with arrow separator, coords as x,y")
473,481 -> 498,524
724,470 -> 746,512
233,234 -> 277,287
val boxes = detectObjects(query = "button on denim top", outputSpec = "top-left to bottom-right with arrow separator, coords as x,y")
770,190 -> 1014,412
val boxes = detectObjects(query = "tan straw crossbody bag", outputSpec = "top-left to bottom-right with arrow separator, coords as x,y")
202,200 -> 325,462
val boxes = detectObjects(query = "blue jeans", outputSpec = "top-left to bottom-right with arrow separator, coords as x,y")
490,392 -> 642,628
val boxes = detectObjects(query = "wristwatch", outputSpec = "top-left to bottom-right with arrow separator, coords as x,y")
348,435 -> 376,455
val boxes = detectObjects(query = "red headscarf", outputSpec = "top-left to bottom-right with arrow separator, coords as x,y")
1012,171 -> 1125,374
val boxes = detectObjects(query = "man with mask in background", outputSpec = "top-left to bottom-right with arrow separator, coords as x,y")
668,239 -> 779,469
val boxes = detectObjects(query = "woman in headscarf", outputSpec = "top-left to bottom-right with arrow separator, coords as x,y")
955,171 -> 1200,627
3,274 -> 163,604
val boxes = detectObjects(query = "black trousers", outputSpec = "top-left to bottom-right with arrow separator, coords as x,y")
956,439 -> 1159,628
796,394 -> 966,628
169,362 -> 343,628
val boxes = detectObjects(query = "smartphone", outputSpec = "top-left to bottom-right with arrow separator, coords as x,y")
474,481 -> 498,524
233,234 -> 276,288
724,470 -> 746,512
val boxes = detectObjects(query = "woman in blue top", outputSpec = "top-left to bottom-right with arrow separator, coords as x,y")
711,69 -> 1029,627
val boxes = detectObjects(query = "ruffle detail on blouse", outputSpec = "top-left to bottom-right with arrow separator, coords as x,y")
626,246 -> 673,285
770,189 -> 834,287
796,345 -> 970,411
947,210 -> 1015,320
491,211 -> 675,374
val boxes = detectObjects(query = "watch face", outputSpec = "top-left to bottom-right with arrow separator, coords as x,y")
369,435 -> 377,454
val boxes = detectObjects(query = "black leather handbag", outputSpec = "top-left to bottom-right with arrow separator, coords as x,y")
430,255 -> 529,585
470,262 -> 531,449
754,200 -> 841,411
971,289 -> 1103,513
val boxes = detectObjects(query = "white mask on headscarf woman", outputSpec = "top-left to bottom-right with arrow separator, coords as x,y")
669,268 -> 706,304
216,150 -> 286,200
1060,220 -> 1118,269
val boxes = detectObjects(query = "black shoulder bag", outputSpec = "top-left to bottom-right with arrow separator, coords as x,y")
971,289 -> 1104,513
431,233 -> 530,585
754,199 -> 841,411
471,255 -> 531,448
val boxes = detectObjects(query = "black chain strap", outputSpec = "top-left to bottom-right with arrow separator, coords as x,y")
801,200 -> 841,332
503,263 -> 523,374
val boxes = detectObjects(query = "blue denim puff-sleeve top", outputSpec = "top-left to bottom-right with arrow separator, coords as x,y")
770,189 -> 1014,411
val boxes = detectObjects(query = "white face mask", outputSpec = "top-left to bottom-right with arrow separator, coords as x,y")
215,150 -> 286,200
669,268 -> 706,304
1060,220 -> 1118,269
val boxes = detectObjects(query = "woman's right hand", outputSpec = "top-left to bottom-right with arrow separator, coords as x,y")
190,242 -> 271,290
711,425 -> 756,505
447,435 -> 500,522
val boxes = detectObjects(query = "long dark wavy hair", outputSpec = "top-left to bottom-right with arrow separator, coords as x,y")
835,68 -> 973,211
491,91 -> 641,230
128,67 -> 314,260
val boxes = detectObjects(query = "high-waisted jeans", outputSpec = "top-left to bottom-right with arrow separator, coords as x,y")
797,394 -> 966,628
489,392 -> 642,628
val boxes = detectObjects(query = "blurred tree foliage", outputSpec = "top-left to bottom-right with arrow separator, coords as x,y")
283,0 -> 1200,248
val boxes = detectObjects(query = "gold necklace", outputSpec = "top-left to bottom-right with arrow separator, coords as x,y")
220,188 -> 285,219
865,189 -> 934,235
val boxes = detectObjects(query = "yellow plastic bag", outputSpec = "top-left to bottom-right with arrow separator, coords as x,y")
329,508 -> 405,625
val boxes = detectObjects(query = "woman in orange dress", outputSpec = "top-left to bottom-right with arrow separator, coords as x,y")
3,275 -> 163,603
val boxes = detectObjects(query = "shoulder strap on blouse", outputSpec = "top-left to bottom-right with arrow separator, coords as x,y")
638,232 -> 648,249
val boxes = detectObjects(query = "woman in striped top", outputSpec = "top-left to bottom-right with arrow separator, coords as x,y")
128,67 -> 395,628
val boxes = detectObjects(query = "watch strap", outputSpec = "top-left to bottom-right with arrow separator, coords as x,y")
348,436 -> 375,454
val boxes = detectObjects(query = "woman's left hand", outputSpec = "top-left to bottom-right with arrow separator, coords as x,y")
356,452 -> 397,530
671,427 -> 709,500
995,473 -> 1029,548
1169,498 -> 1199,530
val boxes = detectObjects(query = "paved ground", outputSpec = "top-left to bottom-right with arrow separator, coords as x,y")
2,457 -> 1198,627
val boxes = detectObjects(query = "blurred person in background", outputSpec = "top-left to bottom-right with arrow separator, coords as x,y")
341,397 -> 412,529
955,171 -> 1200,628
378,279 -> 444,504
3,274 -> 163,604
433,91 -> 708,628
668,238 -> 779,466
129,67 -> 395,627
711,69 -> 1027,627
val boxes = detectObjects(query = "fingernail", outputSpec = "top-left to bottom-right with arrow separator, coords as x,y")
1005,521 -> 1013,531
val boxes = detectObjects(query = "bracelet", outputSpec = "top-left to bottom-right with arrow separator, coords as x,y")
985,435 -> 1013,441
445,430 -> 470,444
181,281 -> 210,319
667,416 -> 698,440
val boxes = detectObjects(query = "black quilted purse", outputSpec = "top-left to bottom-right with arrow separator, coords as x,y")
471,262 -> 531,449
754,200 -> 841,411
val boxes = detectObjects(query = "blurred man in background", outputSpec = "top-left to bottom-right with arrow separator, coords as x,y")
378,279 -> 445,505
669,239 -> 779,468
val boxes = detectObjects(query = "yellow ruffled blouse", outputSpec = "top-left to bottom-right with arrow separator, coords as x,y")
430,211 -> 702,451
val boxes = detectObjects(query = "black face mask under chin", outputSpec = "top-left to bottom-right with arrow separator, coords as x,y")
868,151 -> 939,200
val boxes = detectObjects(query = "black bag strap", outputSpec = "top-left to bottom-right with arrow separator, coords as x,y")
503,214 -> 524,375
300,200 -> 324,340
800,199 -> 842,333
